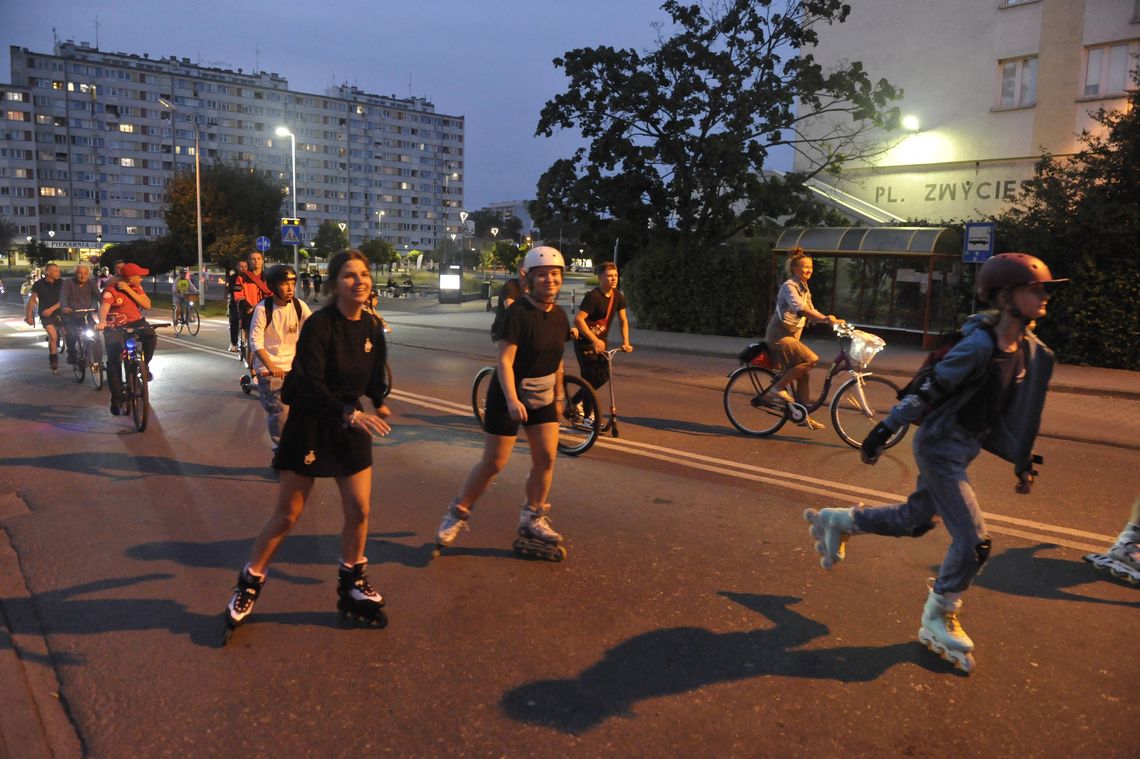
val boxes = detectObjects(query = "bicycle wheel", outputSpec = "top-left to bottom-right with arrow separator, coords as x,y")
831,375 -> 908,450
172,306 -> 184,334
382,361 -> 392,398
470,366 -> 495,429
558,375 -> 600,456
131,355 -> 149,432
90,359 -> 104,391
72,343 -> 86,383
187,305 -> 200,336
723,366 -> 788,437
89,336 -> 104,390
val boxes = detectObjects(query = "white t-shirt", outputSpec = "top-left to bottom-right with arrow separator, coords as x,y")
250,297 -> 312,373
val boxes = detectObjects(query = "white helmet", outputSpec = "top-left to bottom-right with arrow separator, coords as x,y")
521,245 -> 565,273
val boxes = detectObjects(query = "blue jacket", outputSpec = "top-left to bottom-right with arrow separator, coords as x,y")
884,312 -> 1054,474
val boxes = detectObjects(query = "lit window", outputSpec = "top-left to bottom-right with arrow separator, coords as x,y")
118,123 -> 136,133
1084,41 -> 1139,98
998,56 -> 1037,108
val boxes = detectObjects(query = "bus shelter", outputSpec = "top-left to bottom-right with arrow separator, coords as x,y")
772,226 -> 963,348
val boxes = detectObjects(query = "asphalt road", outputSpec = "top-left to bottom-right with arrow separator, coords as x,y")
0,301 -> 1136,758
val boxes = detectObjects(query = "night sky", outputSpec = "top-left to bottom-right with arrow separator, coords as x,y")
1,0 -> 699,210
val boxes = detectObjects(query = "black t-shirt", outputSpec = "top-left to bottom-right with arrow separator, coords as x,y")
501,297 -> 570,379
991,340 -> 1028,411
31,278 -> 62,315
577,287 -> 626,342
286,305 -> 389,414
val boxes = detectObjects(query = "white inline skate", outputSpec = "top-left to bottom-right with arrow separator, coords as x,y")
917,586 -> 976,674
513,503 -> 566,561
803,505 -> 861,569
432,501 -> 470,557
1083,523 -> 1139,585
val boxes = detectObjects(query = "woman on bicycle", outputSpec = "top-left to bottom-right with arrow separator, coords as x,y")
224,250 -> 393,633
99,262 -> 157,416
435,246 -> 571,555
764,248 -> 841,430
171,267 -> 199,325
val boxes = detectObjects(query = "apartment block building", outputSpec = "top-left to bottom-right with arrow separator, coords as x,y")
797,0 -> 1138,222
0,41 -> 464,258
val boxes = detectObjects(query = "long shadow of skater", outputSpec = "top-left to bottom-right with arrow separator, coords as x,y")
501,593 -> 948,734
972,544 -> 1140,606
0,452 -> 277,482
126,531 -> 426,579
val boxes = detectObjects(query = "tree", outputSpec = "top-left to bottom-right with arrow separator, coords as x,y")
0,218 -> 17,259
359,237 -> 398,271
466,209 -> 523,241
996,85 -> 1140,370
312,221 -> 348,258
491,240 -> 522,271
533,0 -> 900,259
165,163 -> 284,266
25,239 -> 55,267
97,237 -> 177,275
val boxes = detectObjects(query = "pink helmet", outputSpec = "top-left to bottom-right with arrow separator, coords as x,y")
975,253 -> 1067,302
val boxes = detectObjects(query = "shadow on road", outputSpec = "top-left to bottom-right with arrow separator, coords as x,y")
972,544 -> 1140,606
501,592 -> 950,734
0,451 -> 277,483
126,531 -> 427,577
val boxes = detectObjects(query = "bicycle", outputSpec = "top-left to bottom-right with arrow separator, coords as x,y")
172,293 -> 201,336
69,308 -> 105,390
471,367 -> 601,456
113,321 -> 169,432
723,322 -> 908,450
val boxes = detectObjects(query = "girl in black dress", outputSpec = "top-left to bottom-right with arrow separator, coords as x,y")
224,250 -> 393,639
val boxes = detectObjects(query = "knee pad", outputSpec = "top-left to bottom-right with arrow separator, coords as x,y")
974,537 -> 992,569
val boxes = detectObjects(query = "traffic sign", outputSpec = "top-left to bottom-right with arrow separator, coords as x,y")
255,236 -> 272,252
963,222 -> 995,263
281,218 -> 302,246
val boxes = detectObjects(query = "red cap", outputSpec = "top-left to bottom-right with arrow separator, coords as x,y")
121,263 -> 150,277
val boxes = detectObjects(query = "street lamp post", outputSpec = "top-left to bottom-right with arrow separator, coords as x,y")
160,98 -> 206,303
275,127 -> 299,273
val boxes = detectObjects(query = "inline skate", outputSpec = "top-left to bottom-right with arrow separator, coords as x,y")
222,565 -> 266,645
432,501 -> 470,557
513,503 -> 567,562
336,560 -> 388,627
1083,523 -> 1140,585
803,505 -> 861,569
917,586 -> 976,673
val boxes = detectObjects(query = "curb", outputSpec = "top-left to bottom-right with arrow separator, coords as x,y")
0,521 -> 83,759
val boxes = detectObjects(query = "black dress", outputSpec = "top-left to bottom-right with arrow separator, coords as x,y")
274,305 -> 389,477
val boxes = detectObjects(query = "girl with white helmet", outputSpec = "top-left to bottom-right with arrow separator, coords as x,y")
435,245 -> 572,560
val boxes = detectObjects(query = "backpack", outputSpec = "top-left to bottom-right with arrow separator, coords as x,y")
263,295 -> 303,325
896,325 -> 995,426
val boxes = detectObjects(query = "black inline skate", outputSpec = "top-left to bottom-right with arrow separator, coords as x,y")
222,565 -> 266,645
336,560 -> 388,627
512,504 -> 567,562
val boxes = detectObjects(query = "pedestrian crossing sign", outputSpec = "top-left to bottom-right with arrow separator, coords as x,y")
281,218 -> 302,246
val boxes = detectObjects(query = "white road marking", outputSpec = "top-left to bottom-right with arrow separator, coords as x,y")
388,387 -> 1111,553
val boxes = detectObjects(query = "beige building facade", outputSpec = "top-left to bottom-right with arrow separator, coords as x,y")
797,0 -> 1139,222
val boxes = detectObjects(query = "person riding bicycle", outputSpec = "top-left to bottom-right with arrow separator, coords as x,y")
233,252 -> 271,376
435,246 -> 572,554
571,261 -> 632,418
99,262 -> 157,416
24,262 -> 65,375
763,248 -> 841,431
804,252 -> 1065,672
171,267 -> 199,324
250,264 -> 312,451
60,263 -> 101,366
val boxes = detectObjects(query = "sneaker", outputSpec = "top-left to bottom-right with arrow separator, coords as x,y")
775,388 -> 795,404
228,345 -> 238,353
798,416 -> 825,431
146,371 -> 154,382
109,400 -> 122,416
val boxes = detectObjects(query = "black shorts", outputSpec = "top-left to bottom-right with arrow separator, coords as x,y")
274,403 -> 372,478
483,372 -> 558,437
40,312 -> 62,328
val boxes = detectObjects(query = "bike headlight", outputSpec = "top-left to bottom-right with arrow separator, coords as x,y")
84,329 -> 95,338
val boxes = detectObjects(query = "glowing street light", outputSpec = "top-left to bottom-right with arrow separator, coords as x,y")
275,126 -> 299,272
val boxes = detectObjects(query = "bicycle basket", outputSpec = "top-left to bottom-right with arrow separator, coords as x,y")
737,342 -> 771,368
845,329 -> 886,369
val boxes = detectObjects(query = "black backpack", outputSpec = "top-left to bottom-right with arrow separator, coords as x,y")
896,325 -> 995,426
262,296 -> 303,325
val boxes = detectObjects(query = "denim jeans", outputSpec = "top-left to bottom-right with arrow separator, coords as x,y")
852,423 -> 990,594
257,375 -> 289,449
